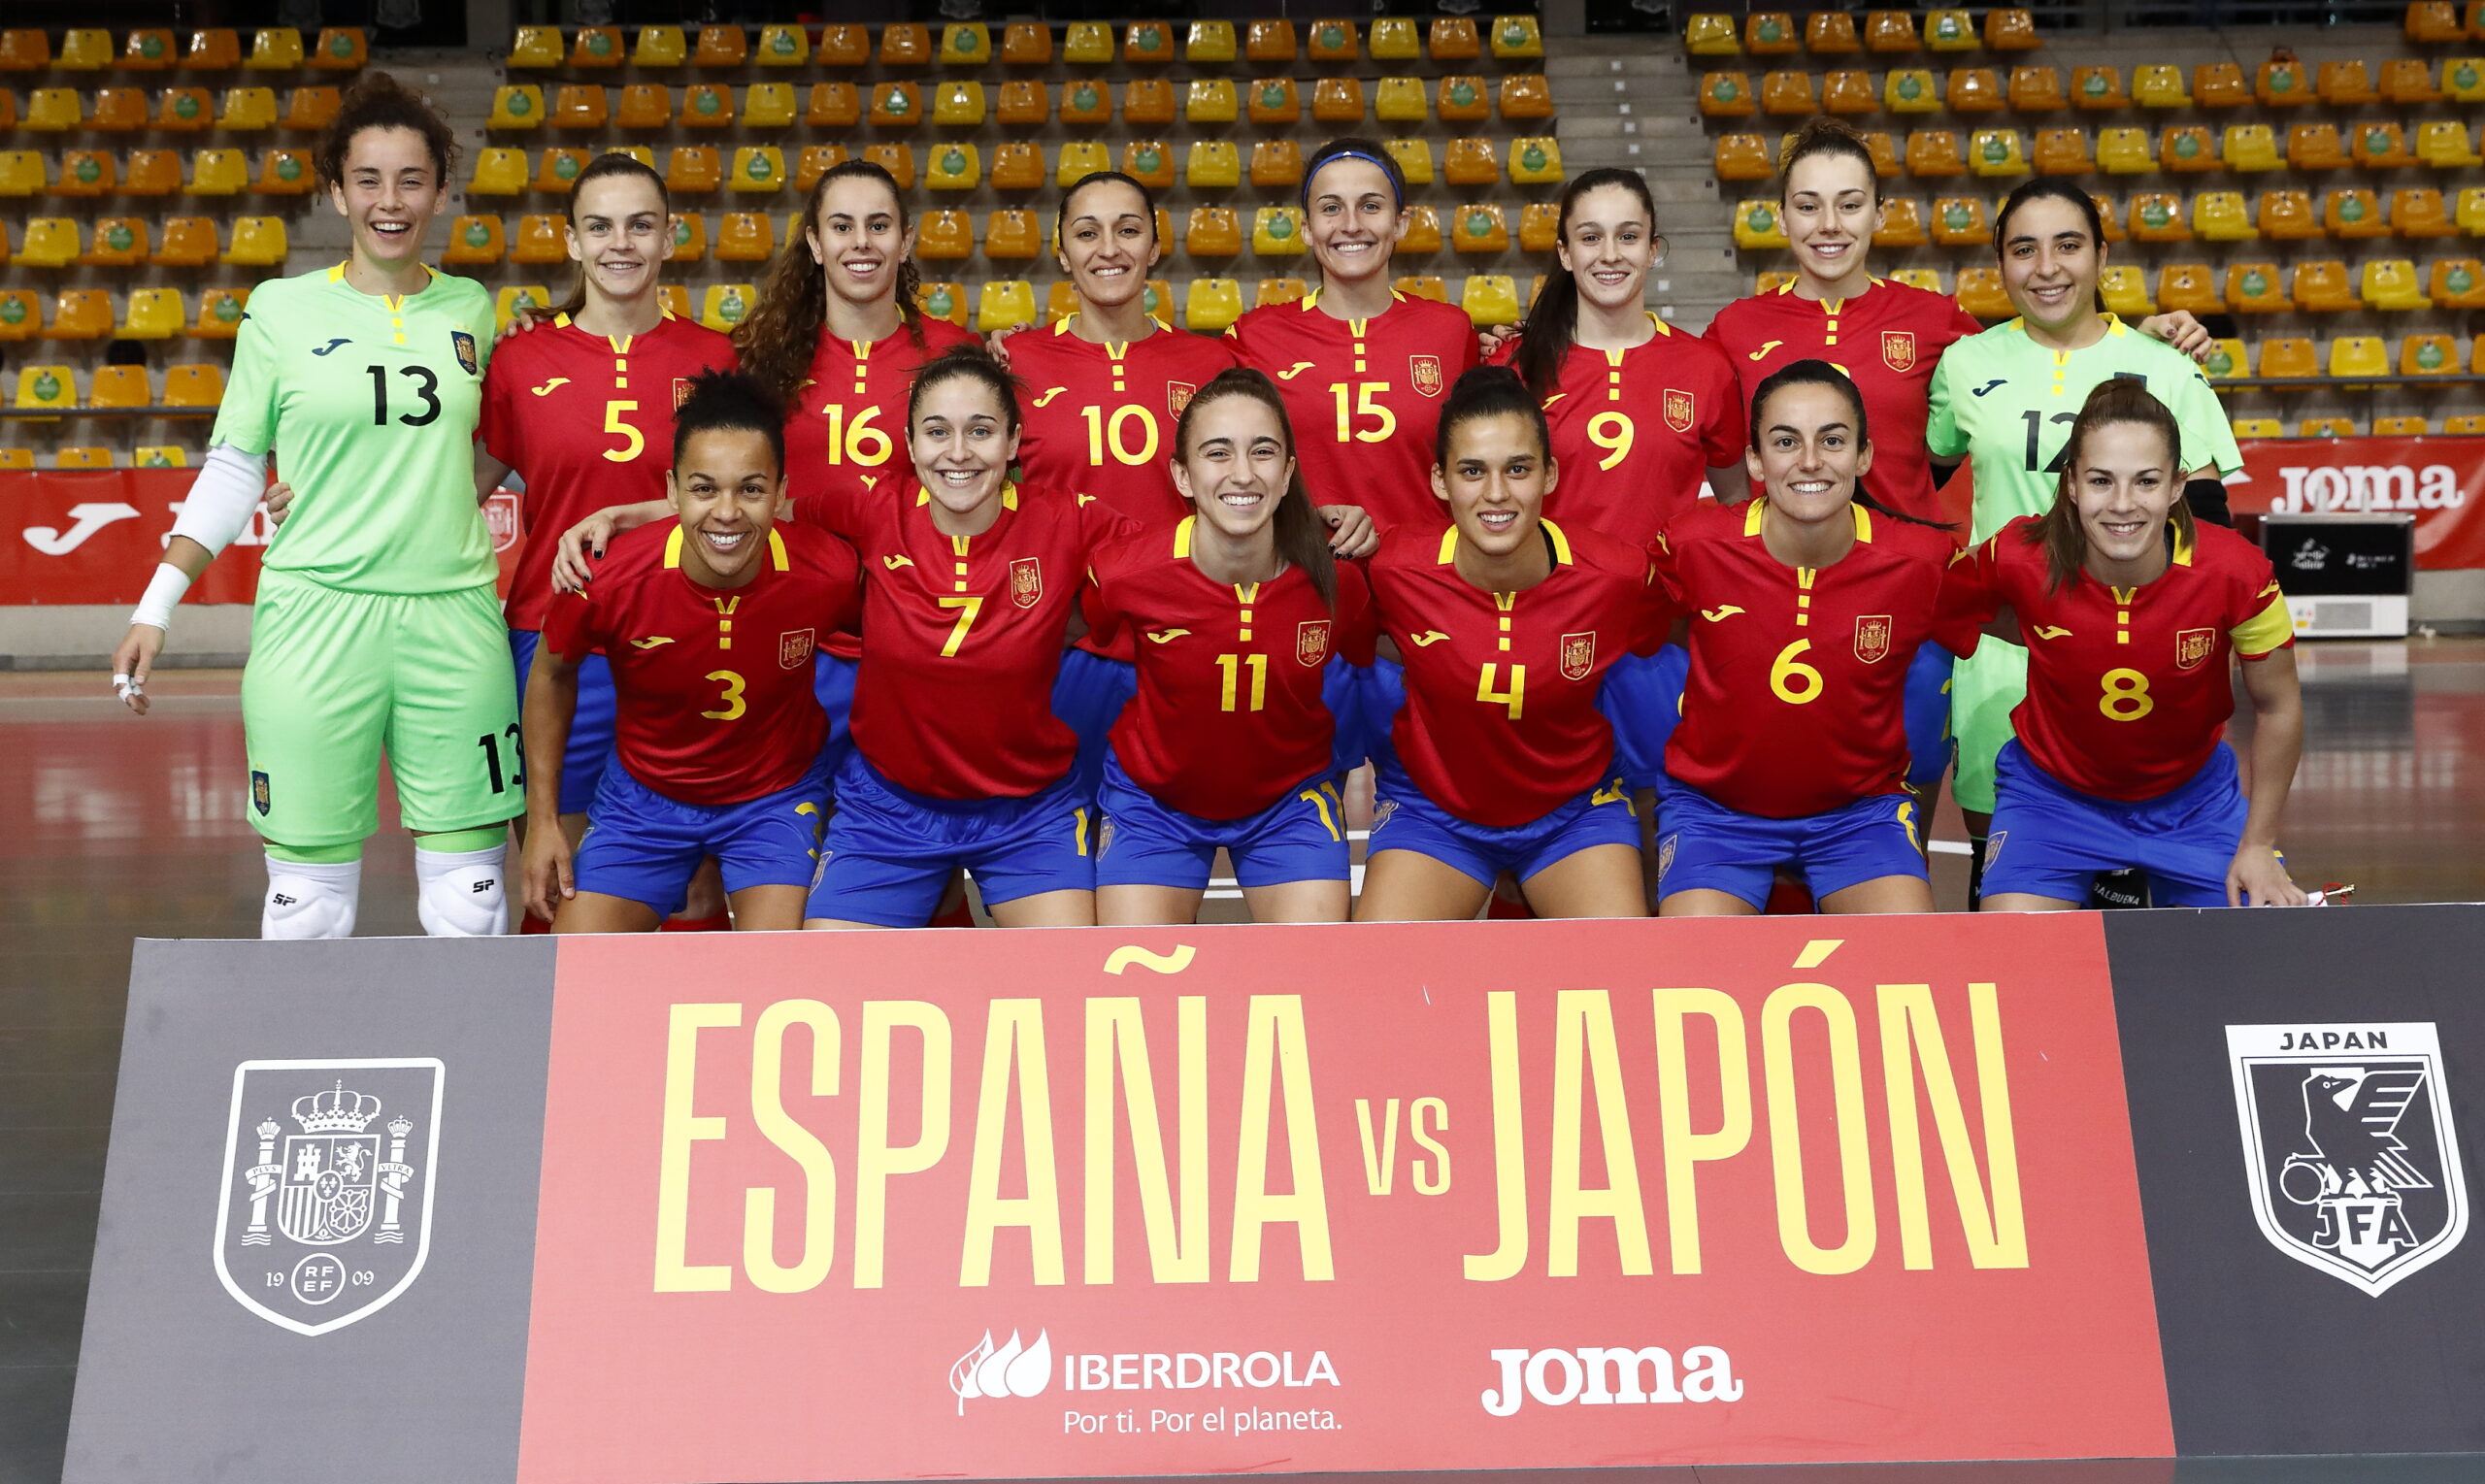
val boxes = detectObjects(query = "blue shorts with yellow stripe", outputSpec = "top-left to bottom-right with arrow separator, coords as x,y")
1655,776 -> 1927,910
807,750 -> 1094,927
573,757 -> 831,917
1096,750 -> 1349,892
1369,761 -> 1639,888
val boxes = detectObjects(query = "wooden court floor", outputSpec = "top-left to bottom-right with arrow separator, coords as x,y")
4,640 -> 2481,1482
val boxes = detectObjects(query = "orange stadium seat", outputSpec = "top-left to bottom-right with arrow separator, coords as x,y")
1746,13 -> 1800,52
613,84 -> 669,128
2288,124 -> 2349,171
1246,19 -> 1298,62
2433,257 -> 2485,306
1518,202 -> 1562,251
0,29 -> 49,69
2130,192 -> 2192,242
1401,206 -> 1444,253
0,290 -> 41,341
2033,127 -> 2091,174
563,28 -> 619,67
984,211 -> 1040,260
2163,125 -> 2218,172
2228,263 -> 2289,312
2010,65 -> 2067,111
1185,207 -> 1242,257
2157,263 -> 2220,313
1251,140 -> 1305,188
1932,196 -> 1989,245
868,82 -> 918,128
1500,74 -> 1555,120
1255,278 -> 1312,310
2410,0 -> 2465,38
2354,122 -> 2419,169
2326,188 -> 2388,238
1121,140 -> 1173,190
549,84 -> 608,130
1956,266 -> 2013,316
1866,130 -> 1903,178
2402,334 -> 2460,374
2071,65 -> 2126,110
121,29 -> 177,69
666,214 -> 706,262
1059,81 -> 1109,128
2257,49 -> 2311,104
2395,188 -> 2456,236
45,289 -> 114,340
1717,134 -> 1774,181
995,81 -> 1048,128
1309,18 -> 1360,63
192,288 -> 248,339
2292,260 -> 2358,311
989,143 -> 1043,191
1950,67 -> 2005,112
791,146 -> 848,192
666,146 -> 721,195
1808,13 -> 1862,51
997,23 -> 1048,65
155,87 -> 212,131
2259,188 -> 2321,240
186,28 -> 242,69
1875,198 -> 1930,247
118,150 -> 178,198
1701,73 -> 1756,116
1248,78 -> 1302,126
1987,8 -> 2040,49
1905,130 -> 1966,176
91,88 -> 149,131
1313,78 -> 1367,123
2195,62 -> 2250,106
1395,275 -> 1449,302
1866,11 -> 1921,51
151,217 -> 216,266
87,366 -> 151,410
1123,21 -> 1176,65
1453,204 -> 1509,252
55,151 -> 116,198
911,211 -> 971,262
1445,137 -> 1502,185
534,148 -> 589,193
878,24 -> 930,66
2319,60 -> 2379,104
255,148 -> 315,195
284,86 -> 340,131
83,218 -> 147,267
1434,75 -> 1485,121
2385,59 -> 2444,102
1822,70 -> 1877,113
1124,81 -> 1177,127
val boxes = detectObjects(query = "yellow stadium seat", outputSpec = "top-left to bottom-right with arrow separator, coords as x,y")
2098,266 -> 2155,316
1923,8 -> 1972,49
2354,122 -> 2418,169
1518,202 -> 1562,252
55,150 -> 116,197
2401,334 -> 2458,375
856,144 -> 912,190
2229,417 -> 2283,440
2318,60 -> 2378,105
720,146 -> 779,194
1949,67 -> 2004,112
445,214 -> 506,266
1492,15 -> 1544,58
1686,14 -> 1742,54
2411,0 -> 2466,38
1932,196 -> 1989,246
741,83 -> 796,129
1972,128 -> 2029,177
867,82 -> 917,128
1386,138 -> 1436,185
1251,78 -> 1305,126
1053,141 -> 1109,188
1956,267 -> 2012,316
1187,80 -> 1239,124
1445,138 -> 1501,186
1253,207 -> 1309,256
24,87 -> 83,131
1125,80 -> 1177,127
694,283 -> 751,334
1124,21 -> 1175,64
2072,65 -> 2127,109
255,148 -> 315,196
149,217 -> 216,268
2288,123 -> 2349,172
2457,185 -> 2485,232
468,148 -> 527,196
55,448 -> 116,469
1188,20 -> 1238,63
134,446 -> 188,469
84,218 -> 147,267
742,23 -> 801,66
488,83 -> 545,131
47,28 -> 103,70
2298,417 -> 2356,437
498,25 -> 568,68
2328,337 -> 2390,379
2005,65 -> 2064,112
221,215 -> 287,266
2448,56 -> 2485,100
13,365 -> 75,411
1735,199 -> 1791,248
1810,12 -> 1863,51
1185,278 -> 1244,332
2433,257 -> 2485,306
1717,134 -> 1774,181
2098,126 -> 2153,174
1313,78 -> 1367,123
989,143 -> 1043,192
1874,198 -> 1930,247
926,144 -> 979,191
621,26 -> 680,67
1401,207 -> 1444,254
1309,18 -> 1360,62
998,22 -> 1048,65
1701,73 -> 1756,116
2451,415 -> 2485,434
2362,259 -> 2432,308
45,289 -> 114,340
1745,13 -> 1800,52
1885,68 -> 1938,112
535,148 -> 590,193
1057,22 -> 1108,65
88,366 -> 151,410
2129,192 -> 2191,242
246,28 -> 305,70
1866,10 -> 1921,51
2198,338 -> 2247,379
91,87 -> 149,131
1251,140 -> 1305,189
1186,207 -> 1242,257
2396,188 -> 2455,237
667,146 -> 722,194
2292,261 -> 2358,311
1438,74 -> 1491,121
17,219 -> 80,269
2162,125 -> 2217,172
1765,70 -> 1820,114
995,81 -> 1048,128
2157,263 -> 2220,313
1371,16 -> 1421,59
1905,130 -> 1966,177
2207,126 -> 2274,176
1509,137 -> 1564,185
2034,128 -> 2092,175
1453,204 -> 1510,253
2369,415 -> 2425,437
928,82 -> 984,129
2417,120 -> 2482,167
2188,191 -> 2253,243
1821,69 -> 1876,113
983,211 -> 1040,260
0,150 -> 49,198
711,213 -> 772,264
2326,188 -> 2387,238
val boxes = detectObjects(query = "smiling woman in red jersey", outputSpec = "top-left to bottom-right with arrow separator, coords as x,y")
1947,379 -> 2305,910
1356,368 -> 1659,923
800,348 -> 1139,930
1085,370 -> 1376,926
1224,138 -> 1480,537
1654,362 -> 1979,918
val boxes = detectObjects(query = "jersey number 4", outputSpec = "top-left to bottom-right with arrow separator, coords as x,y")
367,365 -> 441,427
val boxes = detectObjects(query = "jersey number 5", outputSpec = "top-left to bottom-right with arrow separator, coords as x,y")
602,401 -> 644,463
367,365 -> 441,427
1330,382 -> 1396,444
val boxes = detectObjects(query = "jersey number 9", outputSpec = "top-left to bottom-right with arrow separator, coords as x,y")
1587,412 -> 1636,472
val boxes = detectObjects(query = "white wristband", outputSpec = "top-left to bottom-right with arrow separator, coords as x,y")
132,562 -> 193,633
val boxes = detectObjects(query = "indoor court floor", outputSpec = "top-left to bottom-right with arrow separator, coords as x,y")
4,640 -> 2481,1483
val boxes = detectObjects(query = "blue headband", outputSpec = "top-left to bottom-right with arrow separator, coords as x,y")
1301,148 -> 1405,211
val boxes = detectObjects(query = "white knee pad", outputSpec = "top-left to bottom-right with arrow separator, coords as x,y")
414,843 -> 512,937
262,856 -> 362,940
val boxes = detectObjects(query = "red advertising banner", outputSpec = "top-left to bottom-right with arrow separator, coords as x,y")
2229,436 -> 2485,571
0,469 -> 526,605
517,915 -> 2173,1483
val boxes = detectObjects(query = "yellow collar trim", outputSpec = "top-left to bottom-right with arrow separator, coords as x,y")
2171,521 -> 2195,566
1437,525 -> 1461,564
664,525 -> 683,567
1173,514 -> 1195,559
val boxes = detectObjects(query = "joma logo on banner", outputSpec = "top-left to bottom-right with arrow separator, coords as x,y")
213,1058 -> 443,1336
2227,1024 -> 2468,1297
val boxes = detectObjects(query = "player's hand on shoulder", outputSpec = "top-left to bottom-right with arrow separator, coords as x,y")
497,301 -> 555,345
109,625 -> 164,715
262,480 -> 296,527
2227,844 -> 2309,907
1478,323 -> 1521,360
1319,504 -> 1379,560
984,325 -> 1024,367
2137,311 -> 2214,364
552,506 -> 640,591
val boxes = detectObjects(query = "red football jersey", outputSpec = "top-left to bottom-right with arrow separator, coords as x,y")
478,310 -> 738,631
1225,290 -> 1480,533
1488,315 -> 1747,549
542,520 -> 861,806
1703,279 -> 1983,526
804,479 -> 1139,799
1085,516 -> 1377,819
1011,318 -> 1239,529
1947,517 -> 2294,802
1369,520 -> 1658,828
1659,500 -> 1976,817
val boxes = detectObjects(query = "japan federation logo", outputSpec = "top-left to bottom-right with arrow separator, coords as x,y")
1410,355 -> 1444,398
2228,1023 -> 2468,1297
2175,626 -> 2216,671
1010,557 -> 1044,610
449,330 -> 479,378
1664,388 -> 1695,435
779,628 -> 815,670
215,1059 -> 442,1336
1296,619 -> 1332,668
1560,631 -> 1597,681
1881,332 -> 1917,374
1167,380 -> 1197,418
1854,614 -> 1894,664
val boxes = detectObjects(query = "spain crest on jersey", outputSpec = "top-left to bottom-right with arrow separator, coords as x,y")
1010,557 -> 1044,609
250,770 -> 271,817
674,377 -> 694,410
1855,613 -> 1894,663
779,628 -> 815,670
450,330 -> 479,378
1881,331 -> 1917,374
1167,380 -> 1197,417
1410,355 -> 1444,398
1296,619 -> 1332,668
2175,626 -> 2216,670
1560,631 -> 1597,680
1664,388 -> 1695,434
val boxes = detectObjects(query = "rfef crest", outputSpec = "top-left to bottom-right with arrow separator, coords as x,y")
1854,613 -> 1893,664
1881,332 -> 1917,373
1560,630 -> 1597,681
673,377 -> 694,411
779,627 -> 816,670
1410,355 -> 1443,398
450,330 -> 479,378
2227,1022 -> 2468,1297
1296,619 -> 1332,668
2175,626 -> 2216,671
1664,388 -> 1695,434
1010,557 -> 1044,609
215,1059 -> 442,1336
250,771 -> 272,817
1167,380 -> 1196,418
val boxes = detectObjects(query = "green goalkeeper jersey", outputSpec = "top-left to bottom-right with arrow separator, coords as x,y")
1926,313 -> 2242,544
212,263 -> 497,594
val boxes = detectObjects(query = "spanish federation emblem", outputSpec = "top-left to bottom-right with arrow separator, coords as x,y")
779,627 -> 816,670
1881,331 -> 1917,374
1854,613 -> 1893,664
1010,557 -> 1044,609
1296,619 -> 1332,668
1409,355 -> 1443,398
2175,626 -> 2216,671
1664,388 -> 1695,434
215,1059 -> 442,1336
2227,1023 -> 2468,1297
1167,380 -> 1196,417
1560,630 -> 1597,681
450,330 -> 479,378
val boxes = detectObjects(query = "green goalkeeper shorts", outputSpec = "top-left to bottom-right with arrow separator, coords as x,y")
1947,638 -> 2030,817
241,571 -> 521,848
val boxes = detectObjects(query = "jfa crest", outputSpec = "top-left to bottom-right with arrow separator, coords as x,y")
1167,380 -> 1196,418
215,1059 -> 442,1336
1410,355 -> 1444,398
1296,619 -> 1332,668
1854,613 -> 1894,663
1881,331 -> 1917,374
449,330 -> 479,378
2175,626 -> 2216,670
2227,1023 -> 2467,1297
1664,388 -> 1696,434
1009,557 -> 1044,609
779,627 -> 816,670
1560,631 -> 1597,680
